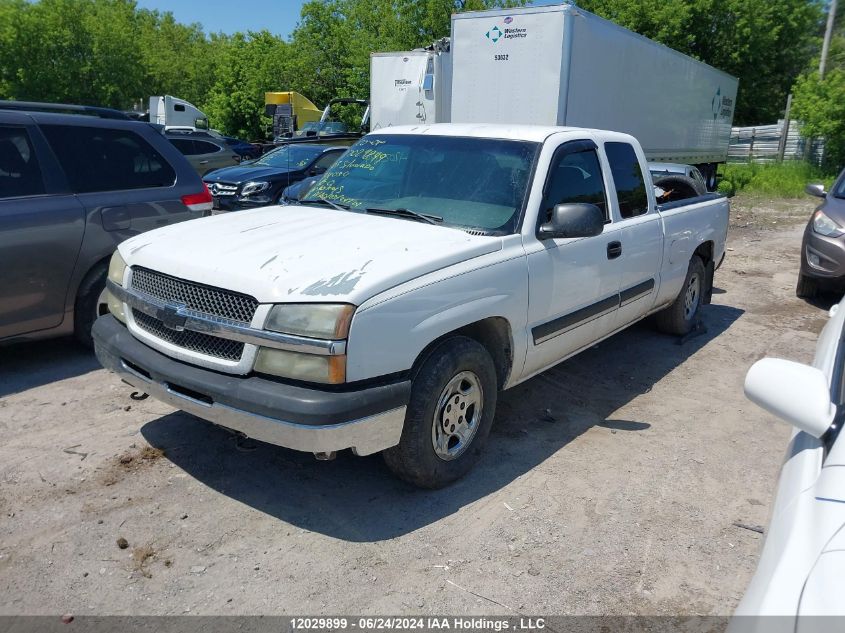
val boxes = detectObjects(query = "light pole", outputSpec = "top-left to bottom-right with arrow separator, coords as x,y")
820,0 -> 838,79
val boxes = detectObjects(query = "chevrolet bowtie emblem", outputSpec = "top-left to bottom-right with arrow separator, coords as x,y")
157,303 -> 188,331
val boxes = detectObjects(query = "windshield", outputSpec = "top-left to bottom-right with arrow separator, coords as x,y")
302,134 -> 538,233
253,145 -> 323,169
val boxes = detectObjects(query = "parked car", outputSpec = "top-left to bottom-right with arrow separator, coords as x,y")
797,173 -> 845,299
93,124 -> 728,488
279,175 -> 321,204
735,295 -> 845,623
0,109 -> 212,347
165,131 -> 240,176
204,144 -> 346,212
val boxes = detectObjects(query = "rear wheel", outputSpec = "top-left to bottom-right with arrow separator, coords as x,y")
383,336 -> 497,489
655,256 -> 706,336
74,264 -> 109,348
796,274 -> 819,299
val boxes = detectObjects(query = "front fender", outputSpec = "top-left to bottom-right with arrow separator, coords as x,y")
345,253 -> 528,384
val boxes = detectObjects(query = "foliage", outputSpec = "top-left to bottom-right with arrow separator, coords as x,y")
791,10 -> 845,170
719,162 -> 836,198
0,0 -> 828,138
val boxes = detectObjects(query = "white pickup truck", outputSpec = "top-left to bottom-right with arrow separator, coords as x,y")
93,124 -> 729,488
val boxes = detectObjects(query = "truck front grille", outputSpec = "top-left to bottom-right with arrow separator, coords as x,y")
131,267 -> 258,324
132,310 -> 245,362
128,268 -> 259,364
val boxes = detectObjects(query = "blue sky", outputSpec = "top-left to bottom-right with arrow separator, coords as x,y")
135,0 -> 558,39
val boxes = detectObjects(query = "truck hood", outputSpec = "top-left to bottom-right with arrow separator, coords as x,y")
119,205 -> 502,304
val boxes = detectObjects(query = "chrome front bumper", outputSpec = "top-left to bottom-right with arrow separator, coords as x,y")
93,316 -> 409,456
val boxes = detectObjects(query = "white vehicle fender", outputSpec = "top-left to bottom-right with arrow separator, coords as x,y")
345,245 -> 529,384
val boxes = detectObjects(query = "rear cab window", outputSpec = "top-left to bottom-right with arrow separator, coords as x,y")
605,141 -> 648,218
42,125 -> 176,193
0,125 -> 45,199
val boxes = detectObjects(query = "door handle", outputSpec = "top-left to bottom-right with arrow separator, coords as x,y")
199,160 -> 209,165
607,241 -> 622,259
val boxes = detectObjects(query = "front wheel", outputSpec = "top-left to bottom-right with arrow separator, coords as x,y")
655,256 -> 706,336
383,336 -> 497,489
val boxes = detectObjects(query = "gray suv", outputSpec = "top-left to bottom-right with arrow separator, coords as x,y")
0,109 -> 212,347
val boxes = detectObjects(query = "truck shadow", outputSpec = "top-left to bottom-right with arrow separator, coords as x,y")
140,303 -> 744,542
0,337 -> 101,398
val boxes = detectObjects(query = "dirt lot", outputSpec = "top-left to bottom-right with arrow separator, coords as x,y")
0,194 -> 832,616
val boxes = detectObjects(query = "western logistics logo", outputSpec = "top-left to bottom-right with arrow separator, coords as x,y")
485,22 -> 527,43
711,87 -> 734,120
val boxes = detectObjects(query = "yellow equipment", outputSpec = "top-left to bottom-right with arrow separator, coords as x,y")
264,92 -> 323,138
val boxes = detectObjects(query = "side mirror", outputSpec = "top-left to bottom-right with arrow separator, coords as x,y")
744,358 -> 835,438
806,183 -> 827,198
538,203 -> 604,240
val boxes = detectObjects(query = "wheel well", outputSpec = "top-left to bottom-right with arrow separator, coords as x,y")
74,255 -> 110,307
694,241 -> 714,267
411,317 -> 514,390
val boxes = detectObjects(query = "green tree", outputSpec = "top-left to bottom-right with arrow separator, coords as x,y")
202,31 -> 289,139
0,0 -> 148,108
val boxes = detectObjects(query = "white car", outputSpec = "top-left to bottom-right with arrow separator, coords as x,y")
92,124 -> 729,488
737,296 -> 845,624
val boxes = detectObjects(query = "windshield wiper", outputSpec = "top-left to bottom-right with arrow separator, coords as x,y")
300,197 -> 350,211
364,207 -> 443,225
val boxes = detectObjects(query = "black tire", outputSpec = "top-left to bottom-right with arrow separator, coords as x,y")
383,336 -> 498,489
796,273 -> 819,299
653,175 -> 706,203
655,256 -> 706,336
73,264 -> 109,348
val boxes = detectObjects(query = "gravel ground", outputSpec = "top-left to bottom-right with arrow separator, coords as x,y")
0,194 -> 832,616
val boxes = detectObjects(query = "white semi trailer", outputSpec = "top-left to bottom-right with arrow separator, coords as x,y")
449,3 -> 738,188
369,41 -> 452,131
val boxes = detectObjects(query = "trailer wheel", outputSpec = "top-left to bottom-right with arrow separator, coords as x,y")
654,175 -> 705,203
383,336 -> 497,489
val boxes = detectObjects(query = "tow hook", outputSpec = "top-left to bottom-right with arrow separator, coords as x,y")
314,451 -> 337,461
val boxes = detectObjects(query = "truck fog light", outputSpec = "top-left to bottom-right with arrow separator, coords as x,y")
255,348 -> 346,384
106,289 -> 126,323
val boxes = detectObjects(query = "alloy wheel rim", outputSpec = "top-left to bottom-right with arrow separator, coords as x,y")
431,370 -> 483,461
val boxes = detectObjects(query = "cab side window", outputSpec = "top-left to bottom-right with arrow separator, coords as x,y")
605,141 -> 648,218
541,147 -> 608,223
0,126 -> 45,199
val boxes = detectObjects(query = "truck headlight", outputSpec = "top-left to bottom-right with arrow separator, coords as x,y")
264,304 -> 355,339
240,181 -> 271,197
812,210 -> 843,237
106,250 -> 127,323
254,349 -> 346,384
108,250 -> 127,286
